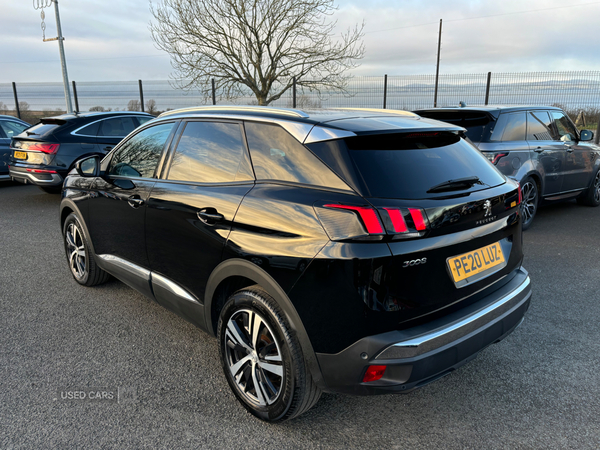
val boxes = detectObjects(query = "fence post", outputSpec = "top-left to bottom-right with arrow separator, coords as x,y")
72,81 -> 80,112
211,79 -> 216,105
292,77 -> 297,108
484,72 -> 492,105
138,80 -> 144,112
383,74 -> 388,109
12,82 -> 20,119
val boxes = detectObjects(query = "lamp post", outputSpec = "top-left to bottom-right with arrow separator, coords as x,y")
34,0 -> 73,114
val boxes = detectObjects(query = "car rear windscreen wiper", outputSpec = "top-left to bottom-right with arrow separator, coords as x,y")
427,176 -> 482,193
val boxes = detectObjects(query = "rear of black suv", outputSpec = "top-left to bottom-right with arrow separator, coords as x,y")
285,125 -> 530,395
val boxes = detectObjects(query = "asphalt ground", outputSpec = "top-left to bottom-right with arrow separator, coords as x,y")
1,183 -> 599,449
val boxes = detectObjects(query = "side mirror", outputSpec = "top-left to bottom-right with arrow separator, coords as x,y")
75,155 -> 100,177
580,129 -> 594,141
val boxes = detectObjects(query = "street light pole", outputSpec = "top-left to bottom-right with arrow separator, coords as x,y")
35,0 -> 73,113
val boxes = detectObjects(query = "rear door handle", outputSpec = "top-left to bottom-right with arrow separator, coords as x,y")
128,195 -> 144,208
534,147 -> 545,153
197,209 -> 224,224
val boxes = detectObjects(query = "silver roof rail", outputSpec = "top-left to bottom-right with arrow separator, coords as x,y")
158,105 -> 310,119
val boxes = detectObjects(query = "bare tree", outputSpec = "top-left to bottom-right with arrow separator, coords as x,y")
149,0 -> 364,105
127,100 -> 141,111
145,99 -> 158,115
89,106 -> 106,112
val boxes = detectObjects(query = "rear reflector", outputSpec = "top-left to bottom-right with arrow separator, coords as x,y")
26,168 -> 57,174
323,204 -> 384,235
19,142 -> 60,154
363,365 -> 387,383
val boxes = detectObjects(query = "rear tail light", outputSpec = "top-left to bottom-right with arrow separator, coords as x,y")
381,207 -> 429,238
317,204 -> 385,241
18,142 -> 60,154
483,152 -> 508,165
316,203 -> 429,241
26,168 -> 57,174
363,365 -> 387,383
517,183 -> 522,205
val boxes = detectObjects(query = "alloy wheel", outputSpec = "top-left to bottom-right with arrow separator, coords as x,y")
521,181 -> 537,225
65,222 -> 86,280
224,308 -> 284,407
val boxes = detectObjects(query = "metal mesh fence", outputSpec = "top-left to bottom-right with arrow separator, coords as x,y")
2,71 -> 600,124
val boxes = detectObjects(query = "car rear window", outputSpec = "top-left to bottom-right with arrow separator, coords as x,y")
415,111 -> 494,142
308,132 -> 505,199
18,123 -> 60,138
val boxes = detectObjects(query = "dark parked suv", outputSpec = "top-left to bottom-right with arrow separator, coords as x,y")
60,106 -> 532,421
0,115 -> 30,181
415,106 -> 600,229
9,111 -> 152,193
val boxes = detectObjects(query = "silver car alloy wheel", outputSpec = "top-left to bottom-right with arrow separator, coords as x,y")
224,308 -> 284,407
521,181 -> 537,225
65,222 -> 86,280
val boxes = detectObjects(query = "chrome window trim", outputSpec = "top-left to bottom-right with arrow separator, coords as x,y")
303,126 -> 357,144
70,115 -> 151,138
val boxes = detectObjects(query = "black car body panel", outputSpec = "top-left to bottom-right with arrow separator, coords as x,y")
60,106 -> 531,396
0,115 -> 30,180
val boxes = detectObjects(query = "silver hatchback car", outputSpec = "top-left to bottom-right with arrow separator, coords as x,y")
415,106 -> 600,229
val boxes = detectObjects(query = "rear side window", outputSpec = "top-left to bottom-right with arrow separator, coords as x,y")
167,121 -> 253,183
527,111 -> 554,141
490,112 -> 526,141
0,121 -> 28,138
137,116 -> 153,126
98,117 -> 138,137
313,133 -> 505,199
108,122 -> 174,178
244,122 -> 348,190
75,121 -> 100,137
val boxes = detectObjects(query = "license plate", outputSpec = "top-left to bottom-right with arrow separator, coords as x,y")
13,151 -> 27,160
447,242 -> 506,286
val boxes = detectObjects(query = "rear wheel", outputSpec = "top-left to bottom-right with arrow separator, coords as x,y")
62,213 -> 110,286
520,177 -> 538,231
576,168 -> 600,206
217,286 -> 321,422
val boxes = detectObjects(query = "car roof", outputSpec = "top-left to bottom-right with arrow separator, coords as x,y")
156,106 -> 465,137
414,105 -> 563,119
0,115 -> 29,123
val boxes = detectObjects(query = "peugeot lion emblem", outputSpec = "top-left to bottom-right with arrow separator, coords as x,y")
483,200 -> 492,217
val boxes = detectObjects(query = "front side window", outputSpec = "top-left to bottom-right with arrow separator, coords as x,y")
167,121 -> 253,183
550,111 -> 578,140
0,121 -> 28,138
245,122 -> 348,190
98,117 -> 138,137
527,111 -> 554,141
107,122 -> 174,178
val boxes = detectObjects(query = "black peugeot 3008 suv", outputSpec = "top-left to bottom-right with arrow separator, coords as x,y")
60,106 -> 532,422
9,111 -> 152,193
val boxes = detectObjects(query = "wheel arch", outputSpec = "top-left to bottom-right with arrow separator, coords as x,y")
59,198 -> 97,256
204,258 -> 325,388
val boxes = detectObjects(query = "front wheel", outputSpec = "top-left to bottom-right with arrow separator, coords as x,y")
217,287 -> 321,422
576,168 -> 600,207
520,177 -> 539,231
62,213 -> 110,286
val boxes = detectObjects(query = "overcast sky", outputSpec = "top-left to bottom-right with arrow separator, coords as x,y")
2,0 -> 600,84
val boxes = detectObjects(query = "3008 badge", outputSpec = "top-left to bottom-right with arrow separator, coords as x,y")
402,258 -> 427,268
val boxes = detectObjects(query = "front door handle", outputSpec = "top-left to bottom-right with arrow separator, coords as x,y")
197,209 -> 224,224
566,147 -> 574,153
128,195 -> 144,208
534,147 -> 545,153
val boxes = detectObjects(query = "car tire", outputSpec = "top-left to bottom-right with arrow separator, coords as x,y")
217,286 -> 321,422
62,212 -> 110,286
520,177 -> 539,231
38,186 -> 62,194
576,168 -> 600,207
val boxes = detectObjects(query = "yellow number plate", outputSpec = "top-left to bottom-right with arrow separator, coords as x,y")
13,151 -> 27,159
447,242 -> 505,284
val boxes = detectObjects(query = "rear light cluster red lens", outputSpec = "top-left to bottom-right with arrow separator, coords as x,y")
316,203 -> 429,241
26,168 -> 57,174
517,183 -> 522,205
19,142 -> 60,154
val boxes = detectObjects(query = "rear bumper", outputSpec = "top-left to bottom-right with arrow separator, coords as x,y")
9,166 -> 63,186
316,267 -> 531,395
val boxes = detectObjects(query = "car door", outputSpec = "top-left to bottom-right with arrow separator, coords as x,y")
96,116 -> 140,154
87,121 -> 178,295
549,110 -> 593,192
483,111 -> 528,179
145,120 -> 255,321
526,110 -> 565,195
